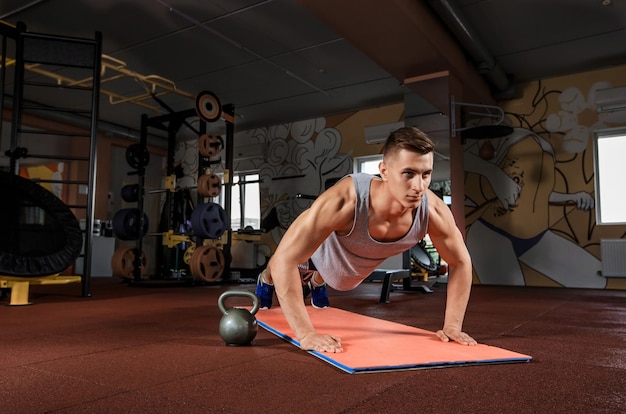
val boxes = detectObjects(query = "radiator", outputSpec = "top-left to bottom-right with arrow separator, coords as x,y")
600,239 -> 626,277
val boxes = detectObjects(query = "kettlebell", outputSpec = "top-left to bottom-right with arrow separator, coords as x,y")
217,290 -> 260,346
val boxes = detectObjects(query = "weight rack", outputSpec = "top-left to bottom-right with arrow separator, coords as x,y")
121,102 -> 235,283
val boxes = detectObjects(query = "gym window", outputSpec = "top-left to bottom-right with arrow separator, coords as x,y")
220,172 -> 261,231
593,128 -> 626,225
354,155 -> 382,174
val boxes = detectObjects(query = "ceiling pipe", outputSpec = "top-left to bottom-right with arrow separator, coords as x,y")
1,96 -> 168,148
427,0 -> 515,98
0,0 -> 48,20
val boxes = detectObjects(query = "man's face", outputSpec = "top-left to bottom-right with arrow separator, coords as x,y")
379,149 -> 434,209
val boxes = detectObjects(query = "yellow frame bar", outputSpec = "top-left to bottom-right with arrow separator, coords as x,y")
1,275 -> 82,306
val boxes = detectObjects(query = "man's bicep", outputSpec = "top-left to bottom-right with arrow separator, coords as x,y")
274,210 -> 329,265
276,199 -> 348,264
274,179 -> 354,264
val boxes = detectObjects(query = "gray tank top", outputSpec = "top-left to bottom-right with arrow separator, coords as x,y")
311,173 -> 429,290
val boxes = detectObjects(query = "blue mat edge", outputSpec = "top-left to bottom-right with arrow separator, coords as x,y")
258,320 -> 356,373
258,320 -> 532,374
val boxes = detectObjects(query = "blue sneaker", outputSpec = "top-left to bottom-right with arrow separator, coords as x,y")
256,271 -> 274,310
310,282 -> 330,309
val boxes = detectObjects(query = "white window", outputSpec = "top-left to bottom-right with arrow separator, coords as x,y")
219,172 -> 261,231
354,154 -> 382,174
593,129 -> 626,225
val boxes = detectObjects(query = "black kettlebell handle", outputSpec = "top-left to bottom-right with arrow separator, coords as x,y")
218,291 -> 259,316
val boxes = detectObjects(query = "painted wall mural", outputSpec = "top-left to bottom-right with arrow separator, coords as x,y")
234,117 -> 353,262
464,68 -> 626,290
20,162 -> 66,200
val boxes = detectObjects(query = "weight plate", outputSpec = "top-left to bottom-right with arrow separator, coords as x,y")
190,202 -> 229,239
183,243 -> 196,265
190,245 -> 225,282
111,247 -> 147,279
112,208 -> 150,240
195,91 -> 222,122
198,134 -> 222,158
197,174 -> 222,198
198,134 -> 210,157
125,143 -> 150,169
121,184 -> 139,202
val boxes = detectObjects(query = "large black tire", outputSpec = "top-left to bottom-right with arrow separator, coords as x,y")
0,170 -> 82,277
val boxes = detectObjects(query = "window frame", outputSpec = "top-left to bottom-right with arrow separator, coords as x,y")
218,170 -> 261,231
353,154 -> 382,174
593,127 -> 626,225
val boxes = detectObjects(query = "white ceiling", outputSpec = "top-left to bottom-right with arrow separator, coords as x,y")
2,0 -> 625,149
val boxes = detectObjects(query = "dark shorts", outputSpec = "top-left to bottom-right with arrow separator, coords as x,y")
298,258 -> 317,285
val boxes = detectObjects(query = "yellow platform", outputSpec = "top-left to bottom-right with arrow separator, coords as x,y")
0,275 -> 82,306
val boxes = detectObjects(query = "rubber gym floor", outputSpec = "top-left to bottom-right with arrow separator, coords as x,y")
1,277 -> 624,413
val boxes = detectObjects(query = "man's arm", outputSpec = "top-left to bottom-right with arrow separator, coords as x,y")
267,178 -> 355,353
426,190 -> 477,345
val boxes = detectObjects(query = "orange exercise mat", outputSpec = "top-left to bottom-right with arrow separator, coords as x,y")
257,306 -> 532,374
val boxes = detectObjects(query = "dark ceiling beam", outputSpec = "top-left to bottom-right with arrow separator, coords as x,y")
298,0 -> 495,115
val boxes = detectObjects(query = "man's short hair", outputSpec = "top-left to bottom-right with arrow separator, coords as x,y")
382,126 -> 435,160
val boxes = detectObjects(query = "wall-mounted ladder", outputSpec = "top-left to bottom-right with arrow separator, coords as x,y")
4,21 -> 102,297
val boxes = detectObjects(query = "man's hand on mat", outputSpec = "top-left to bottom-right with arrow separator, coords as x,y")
436,327 -> 477,346
300,332 -> 343,353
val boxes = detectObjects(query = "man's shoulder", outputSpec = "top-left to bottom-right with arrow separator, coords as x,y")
327,175 -> 356,201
